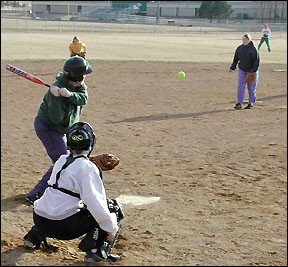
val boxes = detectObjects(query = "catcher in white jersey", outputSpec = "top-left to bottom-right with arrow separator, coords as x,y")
24,122 -> 124,263
258,23 -> 271,52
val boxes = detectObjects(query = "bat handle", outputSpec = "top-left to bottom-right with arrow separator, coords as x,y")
45,83 -> 50,88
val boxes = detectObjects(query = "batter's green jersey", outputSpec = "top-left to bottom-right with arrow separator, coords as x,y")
37,72 -> 88,134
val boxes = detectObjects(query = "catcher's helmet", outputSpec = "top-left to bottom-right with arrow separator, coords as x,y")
63,56 -> 92,82
67,122 -> 96,153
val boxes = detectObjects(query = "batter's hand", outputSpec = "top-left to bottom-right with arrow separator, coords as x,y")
229,69 -> 233,73
58,87 -> 71,98
50,85 -> 60,97
107,233 -> 115,241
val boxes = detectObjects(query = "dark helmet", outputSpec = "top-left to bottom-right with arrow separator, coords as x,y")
63,56 -> 92,82
67,122 -> 96,154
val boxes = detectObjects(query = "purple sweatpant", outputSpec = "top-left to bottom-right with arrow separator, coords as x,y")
26,116 -> 67,198
237,69 -> 258,105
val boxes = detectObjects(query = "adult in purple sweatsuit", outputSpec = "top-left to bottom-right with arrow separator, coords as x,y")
229,33 -> 260,110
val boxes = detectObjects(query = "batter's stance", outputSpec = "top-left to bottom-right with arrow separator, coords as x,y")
26,56 -> 92,204
24,122 -> 124,263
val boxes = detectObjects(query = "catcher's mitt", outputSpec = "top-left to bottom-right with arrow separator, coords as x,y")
79,52 -> 86,58
89,153 -> 120,171
245,73 -> 255,83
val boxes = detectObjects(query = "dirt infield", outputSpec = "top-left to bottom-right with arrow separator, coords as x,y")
1,30 -> 287,266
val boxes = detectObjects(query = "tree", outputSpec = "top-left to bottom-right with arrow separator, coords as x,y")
274,1 -> 278,22
260,1 -> 267,23
280,1 -> 286,23
198,1 -> 233,22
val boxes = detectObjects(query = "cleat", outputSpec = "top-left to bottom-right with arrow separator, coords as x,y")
84,250 -> 120,263
107,254 -> 120,262
234,103 -> 242,110
84,250 -> 106,263
24,240 -> 36,249
244,103 -> 253,109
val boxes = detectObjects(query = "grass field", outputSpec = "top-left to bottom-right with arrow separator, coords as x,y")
1,29 -> 287,63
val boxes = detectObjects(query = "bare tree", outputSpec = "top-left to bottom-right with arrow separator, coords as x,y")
274,1 -> 278,22
260,1 -> 267,23
268,2 -> 273,20
156,1 -> 160,25
280,1 -> 286,23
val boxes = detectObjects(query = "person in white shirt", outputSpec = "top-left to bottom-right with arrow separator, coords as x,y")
23,122 -> 124,263
258,24 -> 271,52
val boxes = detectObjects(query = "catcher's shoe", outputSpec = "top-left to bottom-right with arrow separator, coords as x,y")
234,103 -> 242,110
24,239 -> 36,249
84,249 -> 120,263
24,228 -> 50,250
244,103 -> 254,109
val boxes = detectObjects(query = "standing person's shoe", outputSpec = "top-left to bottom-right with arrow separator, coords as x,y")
234,103 -> 242,110
244,103 -> 254,109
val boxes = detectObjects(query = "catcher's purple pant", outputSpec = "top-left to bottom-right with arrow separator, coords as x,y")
237,68 -> 258,105
26,116 -> 67,198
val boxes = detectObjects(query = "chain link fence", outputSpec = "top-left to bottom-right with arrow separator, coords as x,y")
1,8 -> 287,36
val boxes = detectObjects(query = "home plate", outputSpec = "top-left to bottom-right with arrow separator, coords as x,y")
243,99 -> 262,103
273,69 -> 286,72
116,195 -> 160,206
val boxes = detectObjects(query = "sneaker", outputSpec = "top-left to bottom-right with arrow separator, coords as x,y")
24,240 -> 36,249
234,103 -> 242,110
84,249 -> 120,263
26,193 -> 41,205
84,251 -> 104,263
244,103 -> 254,109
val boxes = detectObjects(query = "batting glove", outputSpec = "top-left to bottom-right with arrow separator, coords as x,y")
58,87 -> 71,98
50,85 -> 60,97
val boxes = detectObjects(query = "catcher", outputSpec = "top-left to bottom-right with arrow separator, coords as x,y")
229,33 -> 260,110
69,36 -> 88,62
24,122 -> 124,263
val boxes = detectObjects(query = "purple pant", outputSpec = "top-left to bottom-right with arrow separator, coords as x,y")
27,116 -> 67,198
237,69 -> 258,105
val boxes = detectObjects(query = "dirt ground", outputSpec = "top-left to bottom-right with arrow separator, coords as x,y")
1,57 -> 287,266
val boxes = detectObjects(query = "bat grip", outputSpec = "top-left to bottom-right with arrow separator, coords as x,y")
45,83 -> 50,88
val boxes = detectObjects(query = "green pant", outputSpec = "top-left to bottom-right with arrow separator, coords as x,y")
258,37 -> 271,52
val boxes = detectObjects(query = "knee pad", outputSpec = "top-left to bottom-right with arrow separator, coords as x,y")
78,227 -> 104,252
79,199 -> 124,254
107,198 -> 124,224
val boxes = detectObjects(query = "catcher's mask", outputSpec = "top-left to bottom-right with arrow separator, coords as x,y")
67,122 -> 96,154
63,56 -> 92,82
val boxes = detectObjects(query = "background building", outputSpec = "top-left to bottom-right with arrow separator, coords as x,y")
27,1 -> 286,22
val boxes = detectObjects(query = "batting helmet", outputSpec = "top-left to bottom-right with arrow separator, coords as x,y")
63,56 -> 92,82
67,122 -> 96,153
